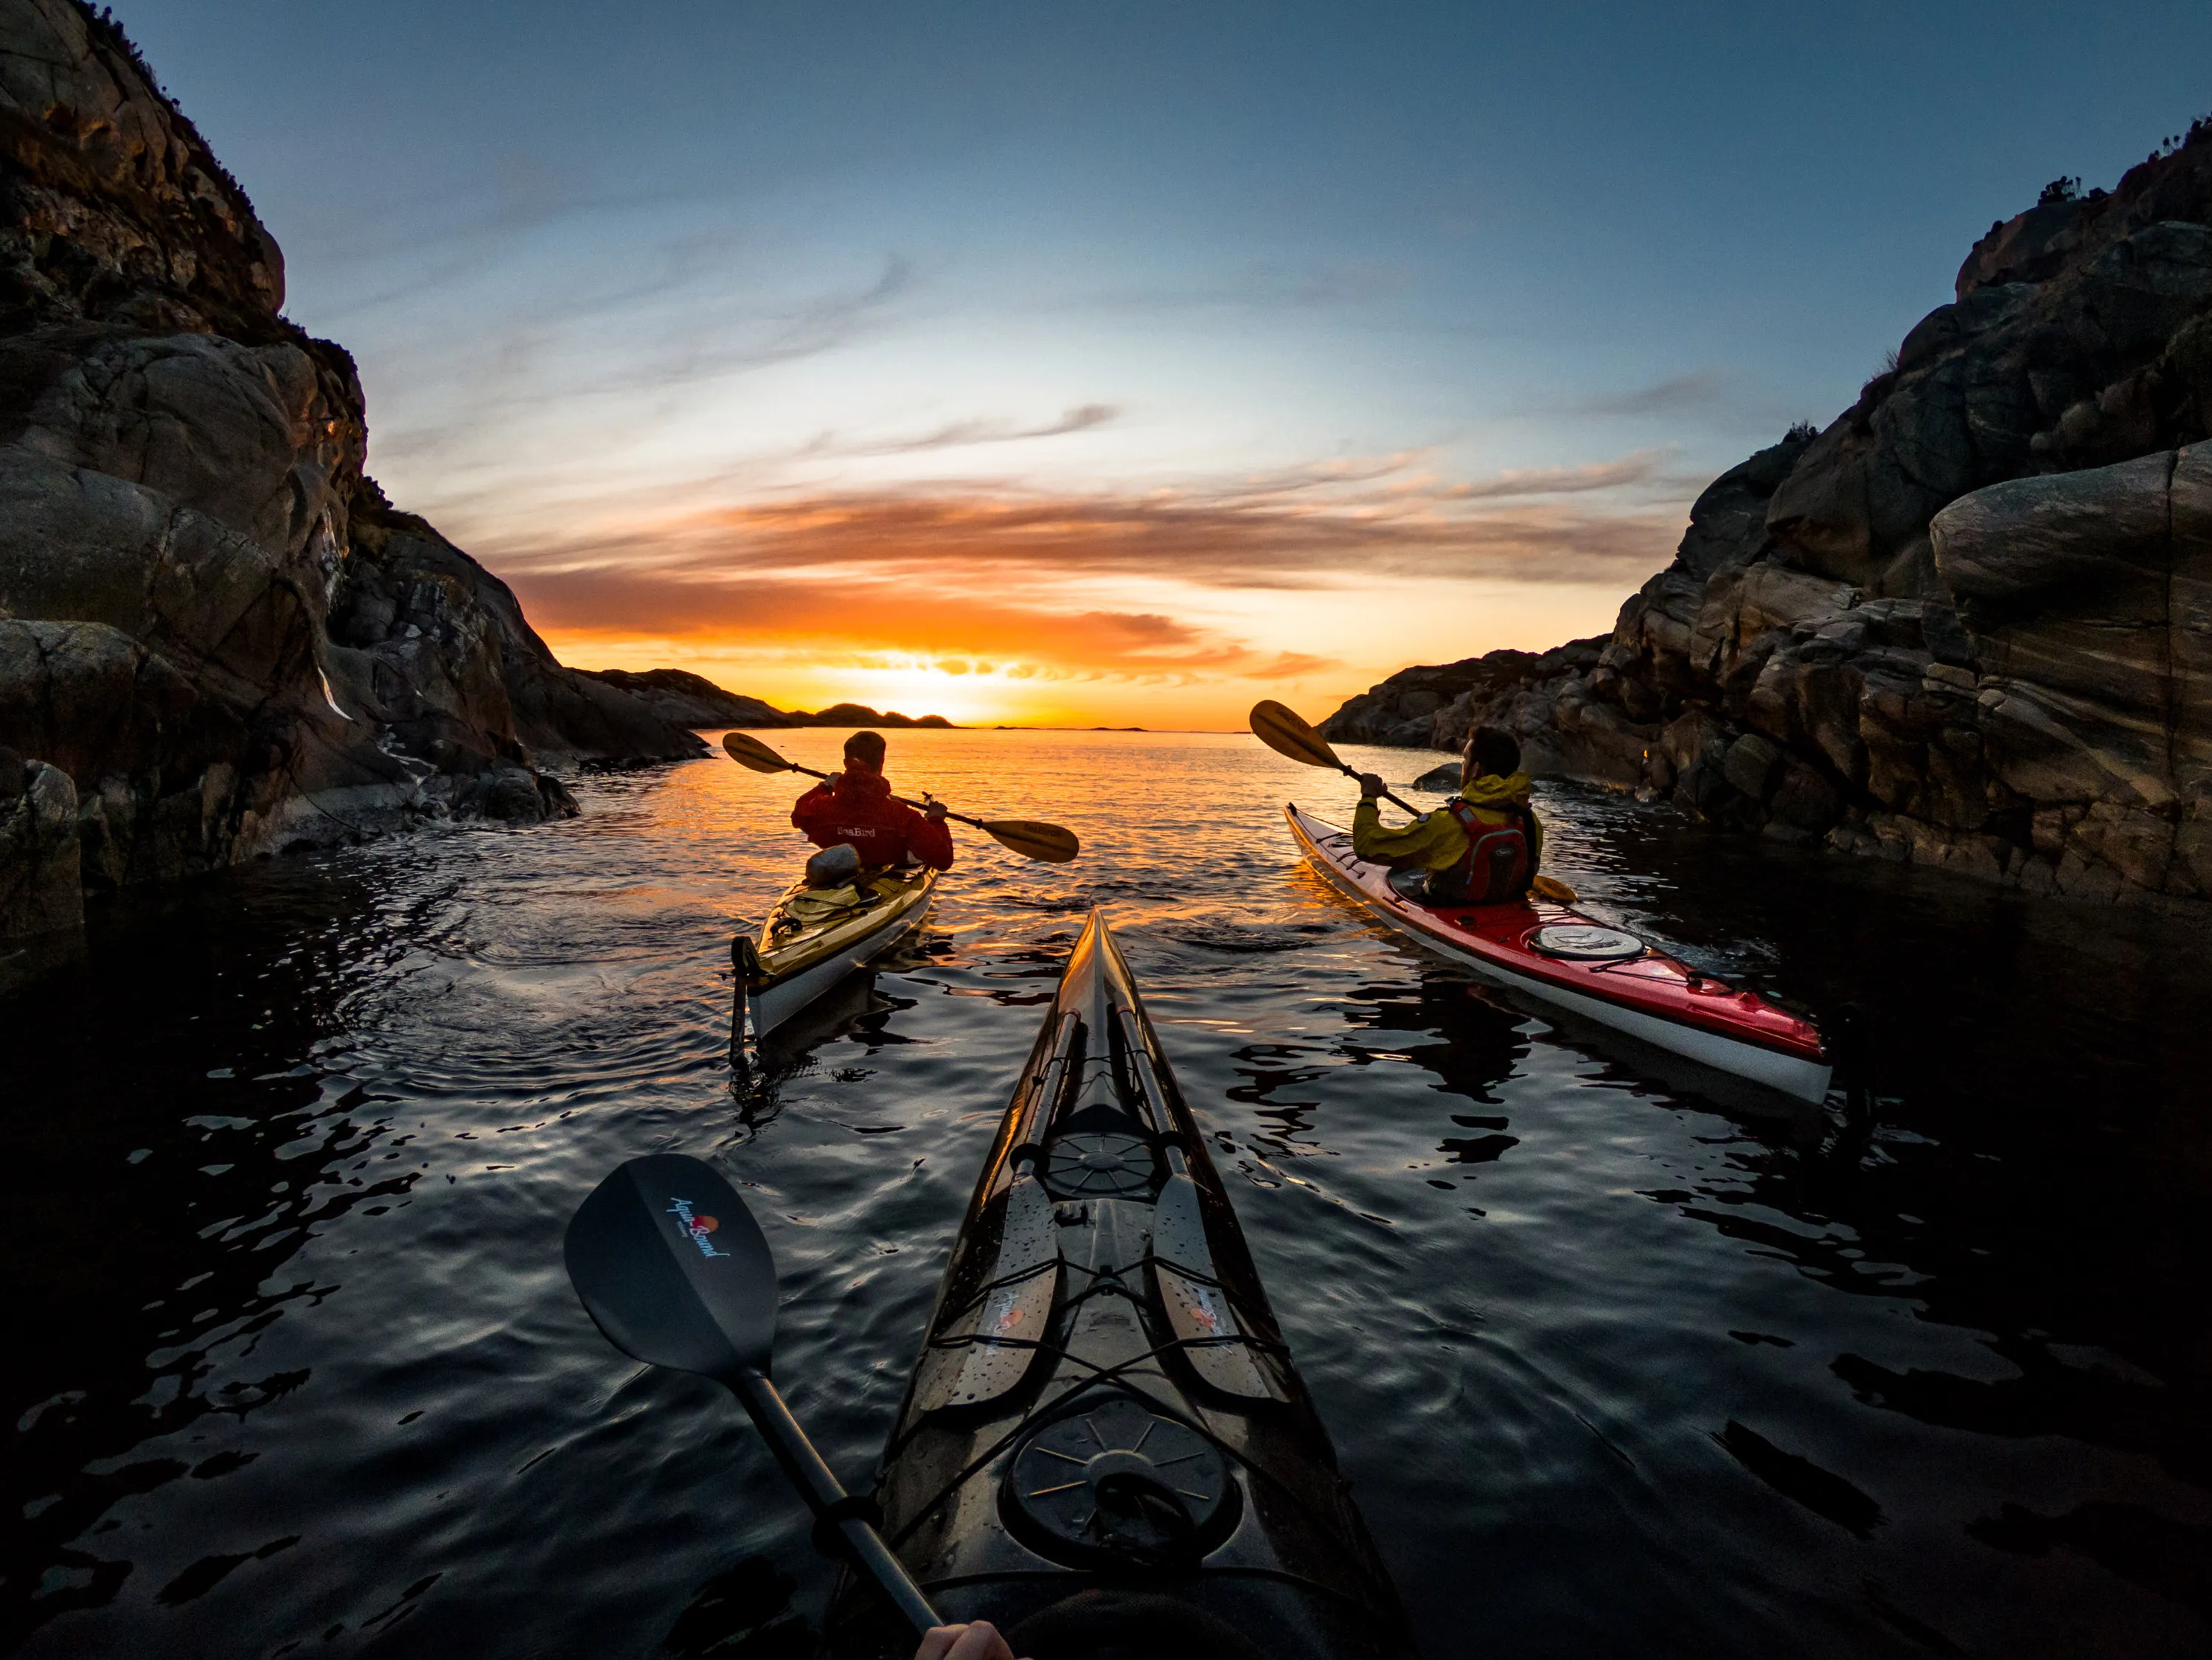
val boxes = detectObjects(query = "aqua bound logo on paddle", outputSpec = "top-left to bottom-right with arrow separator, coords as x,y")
665,1195 -> 728,1259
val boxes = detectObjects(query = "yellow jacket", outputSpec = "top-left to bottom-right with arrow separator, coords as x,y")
1352,772 -> 1542,874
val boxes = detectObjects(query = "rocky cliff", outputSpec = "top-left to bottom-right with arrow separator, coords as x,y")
0,0 -> 706,943
574,668 -> 793,729
1324,122 -> 2212,904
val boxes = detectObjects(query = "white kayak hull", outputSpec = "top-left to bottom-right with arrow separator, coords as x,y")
1285,805 -> 1832,1104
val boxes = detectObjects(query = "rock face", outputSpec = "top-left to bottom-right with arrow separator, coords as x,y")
0,0 -> 703,938
1321,123 -> 2212,903
0,751 -> 76,934
575,667 -> 793,729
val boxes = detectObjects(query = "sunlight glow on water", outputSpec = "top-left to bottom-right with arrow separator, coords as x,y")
7,730 -> 2209,1657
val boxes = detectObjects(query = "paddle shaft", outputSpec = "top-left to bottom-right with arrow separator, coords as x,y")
779,760 -> 991,833
1347,765 -> 1422,818
728,1368 -> 940,1636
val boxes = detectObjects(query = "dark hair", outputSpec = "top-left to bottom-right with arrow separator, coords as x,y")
843,730 -> 886,765
1466,726 -> 1520,778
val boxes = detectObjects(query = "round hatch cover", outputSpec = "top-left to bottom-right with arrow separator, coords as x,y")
1528,923 -> 1645,961
1001,1392 -> 1239,1568
1042,1132 -> 1156,1201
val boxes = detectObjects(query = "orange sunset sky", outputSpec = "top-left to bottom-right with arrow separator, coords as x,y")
119,2 -> 2211,731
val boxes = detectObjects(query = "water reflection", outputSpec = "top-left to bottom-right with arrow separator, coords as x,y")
3,732 -> 2208,1659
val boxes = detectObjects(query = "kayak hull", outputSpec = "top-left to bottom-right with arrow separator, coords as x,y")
1284,803 -> 1832,1103
824,909 -> 1412,1660
740,866 -> 938,1043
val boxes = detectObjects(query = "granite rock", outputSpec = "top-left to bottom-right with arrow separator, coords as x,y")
0,754 -> 77,937
0,0 -> 704,928
1318,121 -> 2212,903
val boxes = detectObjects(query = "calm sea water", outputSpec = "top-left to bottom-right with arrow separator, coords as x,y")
7,729 -> 2209,1659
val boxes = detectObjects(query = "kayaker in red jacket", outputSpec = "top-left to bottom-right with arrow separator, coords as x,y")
792,730 -> 954,869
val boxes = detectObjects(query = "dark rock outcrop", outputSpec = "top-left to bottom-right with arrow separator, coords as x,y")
1323,122 -> 2212,903
786,701 -> 954,729
575,667 -> 793,729
0,0 -> 701,937
0,749 -> 75,933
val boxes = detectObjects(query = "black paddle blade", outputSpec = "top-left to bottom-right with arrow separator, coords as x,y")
564,1154 -> 779,1383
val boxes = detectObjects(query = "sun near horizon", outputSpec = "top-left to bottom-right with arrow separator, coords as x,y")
113,0 -> 2212,734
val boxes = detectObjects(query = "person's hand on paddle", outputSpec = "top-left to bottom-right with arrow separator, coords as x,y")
916,1621 -> 1023,1660
922,799 -> 948,822
1356,771 -> 1388,799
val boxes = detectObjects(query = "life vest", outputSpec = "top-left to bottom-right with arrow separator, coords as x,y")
1437,796 -> 1532,904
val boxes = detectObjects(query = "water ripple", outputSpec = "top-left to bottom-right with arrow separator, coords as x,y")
6,731 -> 2210,1659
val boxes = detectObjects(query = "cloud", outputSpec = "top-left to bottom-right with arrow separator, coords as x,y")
514,569 -> 1338,684
804,402 -> 1120,457
461,445 -> 1679,689
480,447 -> 1680,600
1441,448 -> 1670,499
565,254 -> 917,397
1571,372 -> 1725,417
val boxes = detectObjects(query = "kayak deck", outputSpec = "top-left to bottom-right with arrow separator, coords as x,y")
1285,802 -> 1832,1102
737,864 -> 938,1042
824,909 -> 1411,1660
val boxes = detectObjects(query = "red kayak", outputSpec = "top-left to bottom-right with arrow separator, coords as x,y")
1284,804 -> 1832,1102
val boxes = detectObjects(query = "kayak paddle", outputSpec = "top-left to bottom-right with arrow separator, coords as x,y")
723,732 -> 1079,864
1248,700 -> 1580,906
563,1154 -> 942,1638
1248,699 -> 1422,814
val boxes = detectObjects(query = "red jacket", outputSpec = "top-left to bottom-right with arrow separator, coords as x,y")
792,770 -> 954,870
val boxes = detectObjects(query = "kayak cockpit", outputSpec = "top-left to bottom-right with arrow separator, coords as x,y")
736,864 -> 939,1047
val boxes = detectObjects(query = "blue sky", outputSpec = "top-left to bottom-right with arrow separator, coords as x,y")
116,0 -> 2212,723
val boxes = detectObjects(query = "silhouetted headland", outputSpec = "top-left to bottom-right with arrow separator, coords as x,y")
1325,121 -> 2212,907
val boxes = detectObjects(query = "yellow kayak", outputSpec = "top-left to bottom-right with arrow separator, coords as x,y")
733,865 -> 940,1043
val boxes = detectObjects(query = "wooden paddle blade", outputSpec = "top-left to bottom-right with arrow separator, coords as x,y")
1249,699 -> 1344,771
723,730 -> 796,774
984,819 -> 1081,863
1532,874 -> 1579,905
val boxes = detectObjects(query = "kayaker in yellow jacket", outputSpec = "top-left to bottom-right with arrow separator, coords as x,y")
1354,726 -> 1543,905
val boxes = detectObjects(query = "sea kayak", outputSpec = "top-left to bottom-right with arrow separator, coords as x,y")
732,865 -> 939,1044
1284,803 -> 1832,1103
824,910 -> 1413,1660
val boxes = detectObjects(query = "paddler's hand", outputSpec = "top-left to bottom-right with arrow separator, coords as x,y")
923,799 -> 948,822
1356,771 -> 1387,799
916,1622 -> 1022,1660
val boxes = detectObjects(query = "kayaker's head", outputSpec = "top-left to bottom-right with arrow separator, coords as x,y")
1464,725 -> 1520,787
841,730 -> 886,779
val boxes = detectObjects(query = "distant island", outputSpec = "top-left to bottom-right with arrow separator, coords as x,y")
574,670 -> 953,732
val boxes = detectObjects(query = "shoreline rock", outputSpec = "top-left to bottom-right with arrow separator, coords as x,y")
0,0 -> 705,940
1321,122 -> 2212,906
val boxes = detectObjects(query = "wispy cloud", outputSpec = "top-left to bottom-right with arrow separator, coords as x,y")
801,402 -> 1120,457
484,447 -> 1679,596
566,254 -> 917,397
1441,448 -> 1670,499
481,448 -> 1680,690
1571,372 -> 1725,417
516,572 -> 1344,685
